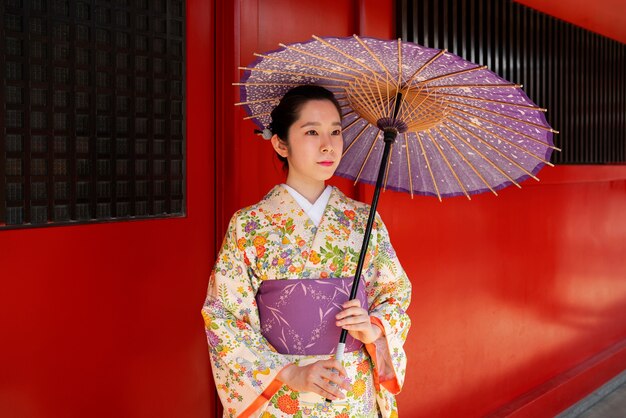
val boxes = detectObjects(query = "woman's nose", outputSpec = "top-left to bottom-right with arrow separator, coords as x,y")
320,135 -> 333,152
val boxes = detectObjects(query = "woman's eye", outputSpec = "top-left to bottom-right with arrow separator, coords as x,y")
332,129 -> 342,136
305,130 -> 318,136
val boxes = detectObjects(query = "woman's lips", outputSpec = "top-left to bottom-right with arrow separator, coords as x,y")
318,161 -> 334,166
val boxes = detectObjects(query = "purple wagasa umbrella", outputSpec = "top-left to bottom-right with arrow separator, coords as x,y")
237,35 -> 559,200
236,35 -> 558,371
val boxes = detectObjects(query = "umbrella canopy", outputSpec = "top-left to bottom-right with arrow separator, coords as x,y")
237,35 -> 559,201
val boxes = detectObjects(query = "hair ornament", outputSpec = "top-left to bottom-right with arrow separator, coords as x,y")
254,128 -> 273,140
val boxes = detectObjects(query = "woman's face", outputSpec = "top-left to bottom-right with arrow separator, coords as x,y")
273,99 -> 343,186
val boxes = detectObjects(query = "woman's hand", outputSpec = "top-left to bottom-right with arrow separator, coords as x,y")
277,359 -> 350,400
336,299 -> 382,344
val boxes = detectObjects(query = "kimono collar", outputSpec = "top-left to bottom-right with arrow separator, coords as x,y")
281,184 -> 332,227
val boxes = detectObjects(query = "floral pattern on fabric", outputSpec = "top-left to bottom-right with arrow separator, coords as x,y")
202,185 -> 411,417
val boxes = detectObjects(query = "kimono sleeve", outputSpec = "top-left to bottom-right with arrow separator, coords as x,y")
364,213 -> 412,395
201,212 -> 291,417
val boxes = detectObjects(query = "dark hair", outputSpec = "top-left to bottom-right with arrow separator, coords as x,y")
269,85 -> 342,170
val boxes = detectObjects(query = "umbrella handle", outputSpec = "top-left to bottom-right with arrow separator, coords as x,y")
325,342 -> 346,403
338,127 -> 398,346
326,127 -> 398,403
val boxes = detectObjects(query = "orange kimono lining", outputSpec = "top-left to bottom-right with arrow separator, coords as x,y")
238,366 -> 288,418
366,316 -> 401,394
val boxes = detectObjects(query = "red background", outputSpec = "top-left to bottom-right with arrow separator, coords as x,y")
1,0 -> 625,417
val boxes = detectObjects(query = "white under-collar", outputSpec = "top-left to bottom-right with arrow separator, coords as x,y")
282,184 -> 332,227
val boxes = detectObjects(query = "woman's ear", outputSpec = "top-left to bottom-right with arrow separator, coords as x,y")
271,134 -> 289,158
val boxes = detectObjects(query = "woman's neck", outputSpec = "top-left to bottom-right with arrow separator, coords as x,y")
285,177 -> 326,204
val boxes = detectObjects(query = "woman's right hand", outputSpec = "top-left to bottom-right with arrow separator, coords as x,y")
277,359 -> 351,400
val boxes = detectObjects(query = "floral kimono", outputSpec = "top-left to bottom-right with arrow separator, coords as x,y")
202,185 -> 411,418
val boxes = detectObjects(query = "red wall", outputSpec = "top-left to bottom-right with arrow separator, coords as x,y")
219,1 -> 626,417
0,0 -> 215,417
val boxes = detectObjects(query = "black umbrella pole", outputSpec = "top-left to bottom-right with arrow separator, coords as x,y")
326,128 -> 397,402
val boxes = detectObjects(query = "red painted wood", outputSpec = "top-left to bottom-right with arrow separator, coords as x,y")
515,0 -> 626,44
219,0 -> 362,227
0,0 -> 215,416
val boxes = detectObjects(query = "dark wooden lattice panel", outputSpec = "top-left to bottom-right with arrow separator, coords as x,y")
397,0 -> 626,165
1,0 -> 186,228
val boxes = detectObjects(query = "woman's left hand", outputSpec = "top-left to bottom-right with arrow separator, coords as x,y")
335,299 -> 382,344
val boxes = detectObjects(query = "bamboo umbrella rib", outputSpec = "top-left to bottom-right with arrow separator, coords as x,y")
406,105 -> 446,131
442,122 -> 521,188
341,110 -> 356,120
405,94 -> 444,123
401,85 -> 433,117
397,38 -> 403,89
402,91 -> 446,128
416,132 -> 442,201
345,74 -> 387,121
443,92 -> 547,111
348,36 -> 393,117
398,84 -> 433,118
252,53 -> 368,81
235,94 -> 348,108
394,39 -> 404,120
311,35 -> 384,82
342,116 -> 363,133
417,65 -> 487,86
427,83 -> 521,90
449,111 -> 556,164
404,135 -> 414,198
404,49 -> 447,87
234,82 -> 312,87
342,124 -> 372,156
426,130 -> 470,199
434,126 -> 497,195
243,112 -> 271,120
364,75 -> 388,120
353,35 -> 395,86
277,43 -> 378,81
238,66 -> 351,83
234,97 -> 280,106
446,118 -> 539,181
349,80 -> 385,123
352,78 -> 385,120
445,100 -> 560,135
354,131 -> 382,185
366,76 -> 386,119
334,93 -> 350,101
448,107 -> 545,143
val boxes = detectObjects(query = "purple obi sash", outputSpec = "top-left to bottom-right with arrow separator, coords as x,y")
256,278 -> 368,356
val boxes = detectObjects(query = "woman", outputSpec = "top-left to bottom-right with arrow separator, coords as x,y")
202,85 -> 411,417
